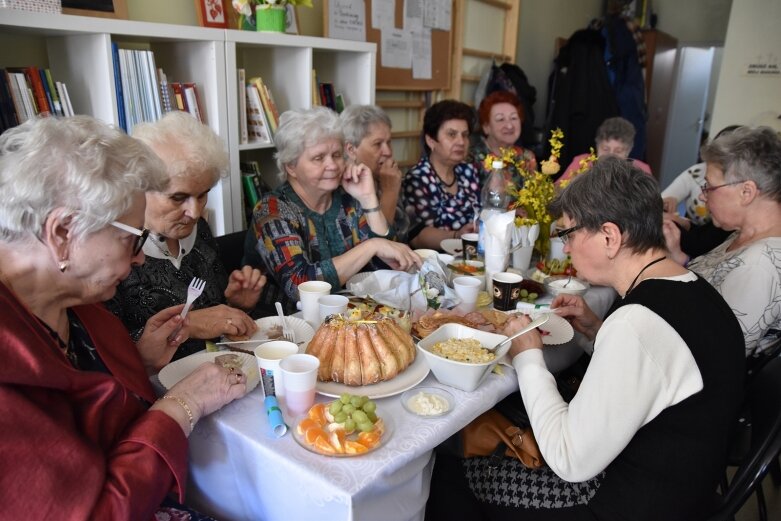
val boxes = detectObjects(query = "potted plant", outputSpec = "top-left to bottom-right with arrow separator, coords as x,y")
233,0 -> 312,32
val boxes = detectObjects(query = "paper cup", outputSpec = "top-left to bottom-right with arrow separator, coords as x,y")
548,237 -> 567,262
254,341 -> 299,401
278,354 -> 320,416
461,233 -> 479,261
318,294 -> 348,322
296,281 -> 332,328
512,245 -> 534,271
492,272 -> 523,311
453,276 -> 481,312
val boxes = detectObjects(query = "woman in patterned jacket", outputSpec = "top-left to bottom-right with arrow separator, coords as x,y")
245,106 -> 421,312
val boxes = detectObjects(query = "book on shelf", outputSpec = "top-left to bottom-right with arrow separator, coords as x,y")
0,72 -> 19,132
245,84 -> 272,145
111,43 -> 126,131
318,82 -> 336,111
241,172 -> 260,209
59,82 -> 74,117
2,70 -> 27,124
183,83 -> 203,123
8,72 -> 35,121
311,69 -> 320,106
335,93 -> 345,114
38,69 -> 61,117
157,68 -> 173,114
237,68 -> 248,145
248,77 -> 278,135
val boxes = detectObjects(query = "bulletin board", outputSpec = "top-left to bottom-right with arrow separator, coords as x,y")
324,0 -> 452,91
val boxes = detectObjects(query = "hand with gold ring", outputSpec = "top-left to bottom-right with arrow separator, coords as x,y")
186,304 -> 258,339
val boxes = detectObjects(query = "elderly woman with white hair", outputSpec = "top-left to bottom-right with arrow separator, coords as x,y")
245,106 -> 420,311
0,116 -> 246,519
341,104 -> 413,242
108,112 -> 267,359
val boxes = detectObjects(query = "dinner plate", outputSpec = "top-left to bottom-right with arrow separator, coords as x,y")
251,316 -> 315,350
316,355 -> 430,399
506,312 -> 574,345
440,238 -> 463,256
292,414 -> 392,457
158,351 -> 260,391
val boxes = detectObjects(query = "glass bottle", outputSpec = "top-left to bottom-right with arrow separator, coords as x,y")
477,160 -> 511,256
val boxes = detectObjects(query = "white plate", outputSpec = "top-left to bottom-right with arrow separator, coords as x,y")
158,351 -> 260,391
506,312 -> 574,345
316,355 -> 430,399
440,238 -> 463,256
252,316 -> 315,350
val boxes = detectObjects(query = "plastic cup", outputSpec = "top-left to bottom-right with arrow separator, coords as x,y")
296,281 -> 332,328
492,272 -> 523,311
278,354 -> 320,416
461,233 -> 479,261
318,294 -> 348,322
254,341 -> 299,401
453,276 -> 482,312
512,245 -> 534,271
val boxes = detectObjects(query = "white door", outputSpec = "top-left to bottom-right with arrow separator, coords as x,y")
659,47 -> 715,190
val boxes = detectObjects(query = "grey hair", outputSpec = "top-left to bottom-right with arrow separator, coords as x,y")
132,111 -> 229,186
595,116 -> 636,148
700,126 -> 781,204
274,106 -> 343,178
340,104 -> 392,146
549,156 -> 665,254
0,115 -> 168,243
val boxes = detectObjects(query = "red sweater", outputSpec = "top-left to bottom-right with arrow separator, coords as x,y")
0,283 -> 188,520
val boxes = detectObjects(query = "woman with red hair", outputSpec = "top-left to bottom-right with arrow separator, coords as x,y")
470,90 -> 538,189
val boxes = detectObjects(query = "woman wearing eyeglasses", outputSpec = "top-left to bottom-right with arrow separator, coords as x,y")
108,112 -> 267,360
664,126 -> 781,357
0,116 -> 246,519
427,156 -> 745,520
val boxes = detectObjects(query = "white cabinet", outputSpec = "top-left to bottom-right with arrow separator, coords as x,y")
0,10 -> 376,235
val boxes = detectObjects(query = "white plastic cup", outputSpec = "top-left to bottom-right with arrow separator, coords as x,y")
453,276 -> 482,312
318,294 -> 348,322
296,281 -> 332,328
254,341 -> 299,401
512,245 -> 534,271
548,237 -> 567,262
278,354 -> 320,415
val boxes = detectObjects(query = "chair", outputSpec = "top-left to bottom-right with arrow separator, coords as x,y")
215,230 -> 248,274
705,355 -> 781,521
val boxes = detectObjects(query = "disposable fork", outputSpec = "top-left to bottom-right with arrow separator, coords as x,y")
167,277 -> 205,342
275,302 -> 295,343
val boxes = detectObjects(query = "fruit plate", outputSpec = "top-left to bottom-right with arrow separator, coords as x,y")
292,414 -> 392,457
158,351 -> 260,392
316,355 -> 430,399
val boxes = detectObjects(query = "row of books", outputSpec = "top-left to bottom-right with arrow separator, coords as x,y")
237,69 -> 280,146
311,69 -> 345,113
240,160 -> 269,224
111,44 -> 204,133
0,67 -> 73,133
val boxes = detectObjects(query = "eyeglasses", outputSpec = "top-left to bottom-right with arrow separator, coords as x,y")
110,221 -> 149,256
701,180 -> 743,195
555,224 -> 583,245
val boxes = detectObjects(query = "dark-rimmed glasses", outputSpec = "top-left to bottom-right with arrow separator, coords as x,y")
701,180 -> 742,195
555,224 -> 583,245
110,221 -> 149,256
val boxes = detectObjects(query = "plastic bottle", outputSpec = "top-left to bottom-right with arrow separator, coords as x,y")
477,160 -> 511,256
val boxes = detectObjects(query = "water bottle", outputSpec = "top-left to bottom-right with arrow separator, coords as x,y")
477,160 -> 511,256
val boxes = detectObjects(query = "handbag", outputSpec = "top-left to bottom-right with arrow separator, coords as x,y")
461,408 -> 545,469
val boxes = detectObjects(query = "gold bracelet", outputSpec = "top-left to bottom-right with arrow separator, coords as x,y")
162,395 -> 194,433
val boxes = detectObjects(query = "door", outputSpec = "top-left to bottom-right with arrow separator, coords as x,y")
659,47 -> 715,190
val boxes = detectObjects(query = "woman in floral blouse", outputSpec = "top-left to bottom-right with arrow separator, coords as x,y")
403,100 -> 480,249
470,90 -> 537,189
245,107 -> 421,312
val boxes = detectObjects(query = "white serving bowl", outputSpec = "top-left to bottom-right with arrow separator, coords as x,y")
416,324 -> 509,392
543,275 -> 590,297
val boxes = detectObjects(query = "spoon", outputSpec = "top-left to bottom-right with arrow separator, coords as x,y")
492,314 -> 550,357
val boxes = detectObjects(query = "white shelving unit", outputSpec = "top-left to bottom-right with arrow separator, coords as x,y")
0,9 -> 376,235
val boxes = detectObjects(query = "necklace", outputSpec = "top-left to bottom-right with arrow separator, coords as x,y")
624,255 -> 667,296
432,165 -> 457,188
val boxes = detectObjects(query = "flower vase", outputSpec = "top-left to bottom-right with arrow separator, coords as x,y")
256,5 -> 286,32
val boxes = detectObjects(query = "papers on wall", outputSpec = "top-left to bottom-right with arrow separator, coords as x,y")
381,29 -> 412,69
328,0 -> 366,42
424,0 -> 452,31
412,28 -> 432,79
372,0 -> 395,30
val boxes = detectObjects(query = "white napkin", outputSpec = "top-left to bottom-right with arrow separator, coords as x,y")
484,210 -> 516,257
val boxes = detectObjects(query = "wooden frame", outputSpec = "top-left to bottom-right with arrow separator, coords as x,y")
194,0 -> 229,29
61,0 -> 128,19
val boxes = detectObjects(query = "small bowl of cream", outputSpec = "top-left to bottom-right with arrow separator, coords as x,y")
401,387 -> 455,418
544,275 -> 589,297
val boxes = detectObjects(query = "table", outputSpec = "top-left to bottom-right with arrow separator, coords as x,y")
184,285 -> 617,521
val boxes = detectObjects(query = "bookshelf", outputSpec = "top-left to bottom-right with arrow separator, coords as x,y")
0,9 -> 376,235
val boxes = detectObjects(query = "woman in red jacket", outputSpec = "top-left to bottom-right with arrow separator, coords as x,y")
0,116 -> 246,520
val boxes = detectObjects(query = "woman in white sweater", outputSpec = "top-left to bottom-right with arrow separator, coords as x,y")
427,156 -> 745,521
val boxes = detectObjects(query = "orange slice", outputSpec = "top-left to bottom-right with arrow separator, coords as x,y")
308,403 -> 328,425
297,418 -> 320,436
344,440 -> 369,454
304,427 -> 328,445
329,429 -> 347,453
357,430 -> 381,449
314,436 -> 337,454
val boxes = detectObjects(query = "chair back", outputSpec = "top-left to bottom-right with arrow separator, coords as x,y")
705,355 -> 781,520
215,230 -> 249,274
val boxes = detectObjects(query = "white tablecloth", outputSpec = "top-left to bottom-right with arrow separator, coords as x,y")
184,286 -> 616,521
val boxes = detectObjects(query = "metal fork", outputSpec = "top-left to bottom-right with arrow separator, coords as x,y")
275,301 -> 295,343
167,277 -> 206,342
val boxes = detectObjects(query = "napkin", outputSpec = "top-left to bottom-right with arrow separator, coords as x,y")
484,210 -> 516,258
347,263 -> 459,313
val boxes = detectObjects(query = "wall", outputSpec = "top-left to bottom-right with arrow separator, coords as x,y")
709,0 -> 781,133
